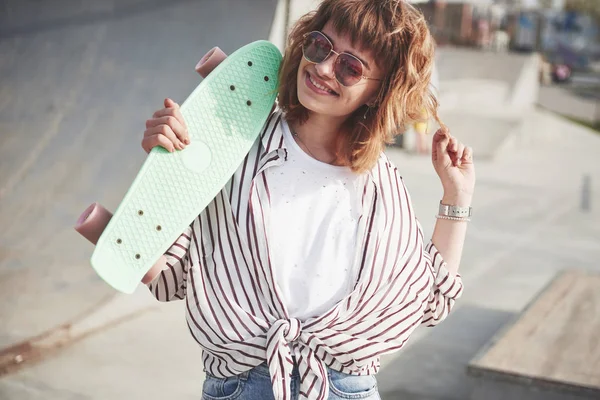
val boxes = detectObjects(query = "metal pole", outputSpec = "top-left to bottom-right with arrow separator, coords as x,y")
595,98 -> 600,130
581,174 -> 591,212
284,0 -> 291,45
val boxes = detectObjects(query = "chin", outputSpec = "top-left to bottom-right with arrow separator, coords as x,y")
297,89 -> 324,115
297,94 -> 357,119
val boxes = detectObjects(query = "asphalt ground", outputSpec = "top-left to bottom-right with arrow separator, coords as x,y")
0,0 -> 277,349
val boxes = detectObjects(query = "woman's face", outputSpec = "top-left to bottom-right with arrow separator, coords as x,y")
296,21 -> 384,119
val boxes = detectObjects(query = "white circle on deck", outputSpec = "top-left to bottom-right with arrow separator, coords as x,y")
180,140 -> 212,174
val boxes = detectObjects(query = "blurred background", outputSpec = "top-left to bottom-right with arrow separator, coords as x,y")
0,0 -> 598,399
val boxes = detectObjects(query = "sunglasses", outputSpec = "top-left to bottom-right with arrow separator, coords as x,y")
301,31 -> 382,87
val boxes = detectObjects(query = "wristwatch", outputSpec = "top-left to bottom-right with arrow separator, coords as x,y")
439,201 -> 472,218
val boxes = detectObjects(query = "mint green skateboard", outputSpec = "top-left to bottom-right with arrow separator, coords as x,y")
77,41 -> 281,294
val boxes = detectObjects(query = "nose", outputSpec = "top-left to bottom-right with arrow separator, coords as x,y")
314,53 -> 336,81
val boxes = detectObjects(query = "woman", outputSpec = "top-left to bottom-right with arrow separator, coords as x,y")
141,1 -> 474,399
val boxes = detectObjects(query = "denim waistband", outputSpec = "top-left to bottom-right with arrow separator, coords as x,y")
250,362 -> 301,378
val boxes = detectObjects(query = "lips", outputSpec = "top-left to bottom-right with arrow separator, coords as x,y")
305,72 -> 338,96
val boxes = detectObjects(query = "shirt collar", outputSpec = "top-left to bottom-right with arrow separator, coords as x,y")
256,109 -> 288,173
258,108 -> 381,187
260,108 -> 287,155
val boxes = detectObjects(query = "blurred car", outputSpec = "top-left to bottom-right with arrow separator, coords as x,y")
552,63 -> 571,83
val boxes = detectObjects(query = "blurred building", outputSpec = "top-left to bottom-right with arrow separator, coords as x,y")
503,1 -> 599,69
411,0 -> 598,69
411,0 -> 495,46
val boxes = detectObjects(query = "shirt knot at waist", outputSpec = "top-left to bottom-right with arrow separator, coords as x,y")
285,317 -> 301,343
267,317 -> 302,345
265,318 -> 330,399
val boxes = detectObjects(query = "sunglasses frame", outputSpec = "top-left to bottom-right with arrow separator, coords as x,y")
301,31 -> 382,87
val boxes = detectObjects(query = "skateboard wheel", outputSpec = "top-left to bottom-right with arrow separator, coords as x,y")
195,47 -> 228,78
75,202 -> 113,245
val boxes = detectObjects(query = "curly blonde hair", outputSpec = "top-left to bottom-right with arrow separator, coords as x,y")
277,0 -> 441,173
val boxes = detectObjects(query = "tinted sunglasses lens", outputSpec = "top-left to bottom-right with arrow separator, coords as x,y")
303,32 -> 331,63
335,54 -> 363,86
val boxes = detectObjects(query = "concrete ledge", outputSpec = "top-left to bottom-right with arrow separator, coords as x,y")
468,269 -> 600,400
437,111 -> 521,160
433,51 -> 541,159
439,79 -> 511,110
510,53 -> 541,111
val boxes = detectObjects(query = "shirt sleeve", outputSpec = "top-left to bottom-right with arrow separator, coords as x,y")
389,164 -> 464,328
146,224 -> 193,302
420,237 -> 464,327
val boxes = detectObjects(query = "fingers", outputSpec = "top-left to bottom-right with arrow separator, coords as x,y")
432,127 -> 450,146
452,142 -> 465,166
461,146 -> 474,164
432,128 -> 473,167
152,100 -> 189,144
146,115 -> 187,143
141,132 -> 177,154
446,135 -> 465,166
432,128 -> 450,163
448,136 -> 457,152
143,125 -> 185,152
164,98 -> 176,108
142,98 -> 190,154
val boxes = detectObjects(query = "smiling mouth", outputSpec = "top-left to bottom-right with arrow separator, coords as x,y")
306,72 -> 338,96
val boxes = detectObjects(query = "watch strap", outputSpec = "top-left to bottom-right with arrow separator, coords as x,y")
439,201 -> 472,218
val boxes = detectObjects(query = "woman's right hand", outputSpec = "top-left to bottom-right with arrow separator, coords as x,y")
142,98 -> 190,153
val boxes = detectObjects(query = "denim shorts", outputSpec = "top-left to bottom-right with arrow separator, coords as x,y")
201,362 -> 380,400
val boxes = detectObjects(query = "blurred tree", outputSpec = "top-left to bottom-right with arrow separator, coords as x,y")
538,0 -> 557,9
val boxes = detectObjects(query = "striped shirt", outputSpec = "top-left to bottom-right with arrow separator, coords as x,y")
147,109 -> 464,400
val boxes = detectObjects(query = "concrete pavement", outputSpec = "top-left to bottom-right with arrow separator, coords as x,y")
538,84 -> 599,125
0,0 -> 276,397
2,0 -> 599,399
3,103 -> 598,399
378,105 -> 600,399
0,0 -> 277,347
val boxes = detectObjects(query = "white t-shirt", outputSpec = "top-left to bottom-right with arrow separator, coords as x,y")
264,120 -> 363,320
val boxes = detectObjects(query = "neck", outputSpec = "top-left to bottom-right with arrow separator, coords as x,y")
289,111 -> 348,165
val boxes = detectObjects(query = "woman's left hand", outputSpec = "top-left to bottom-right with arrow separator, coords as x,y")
431,128 -> 476,205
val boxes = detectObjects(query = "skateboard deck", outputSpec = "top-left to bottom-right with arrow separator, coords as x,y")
90,40 -> 281,294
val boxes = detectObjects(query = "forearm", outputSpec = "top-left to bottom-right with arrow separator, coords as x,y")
431,192 -> 472,276
146,255 -> 187,302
